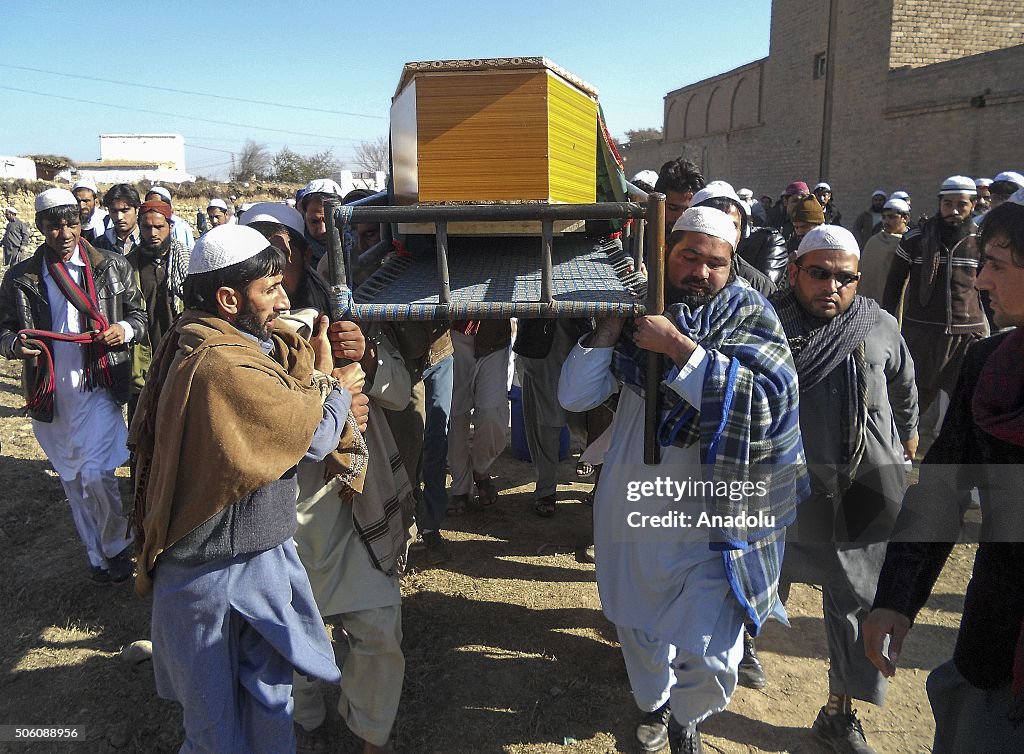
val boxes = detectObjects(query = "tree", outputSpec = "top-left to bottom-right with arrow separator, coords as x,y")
270,147 -> 342,184
353,136 -> 389,173
623,127 -> 662,144
230,140 -> 272,181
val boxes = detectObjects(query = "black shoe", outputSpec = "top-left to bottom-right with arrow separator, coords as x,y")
811,706 -> 876,754
107,547 -> 135,583
737,630 -> 766,689
89,566 -> 112,585
636,702 -> 671,752
421,531 -> 451,566
667,718 -> 704,754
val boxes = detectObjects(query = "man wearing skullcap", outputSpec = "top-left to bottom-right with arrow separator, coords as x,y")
560,207 -> 808,753
72,177 -> 109,245
145,185 -> 195,251
813,182 -> 843,226
859,198 -> 911,305
883,176 -> 987,457
0,188 -> 146,583
865,199 -> 1024,752
125,200 -> 191,414
130,224 -> 366,752
243,202 -> 410,752
2,206 -> 31,267
854,190 -> 889,249
973,178 -> 993,216
770,226 -> 918,754
298,177 -> 344,264
96,183 -> 142,256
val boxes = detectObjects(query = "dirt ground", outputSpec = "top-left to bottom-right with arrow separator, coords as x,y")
0,355 -> 973,753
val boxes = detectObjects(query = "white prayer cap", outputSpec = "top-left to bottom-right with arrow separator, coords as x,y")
871,189 -> 887,198
975,177 -> 993,187
994,171 -> 1024,187
890,190 -> 910,201
692,180 -> 740,206
4,207 -> 17,215
242,202 -> 305,238
814,182 -> 831,192
72,176 -> 98,195
883,198 -> 910,215
796,224 -> 860,259
671,206 -> 738,252
188,224 -> 271,275
285,198 -> 297,208
1009,187 -> 1024,207
35,188 -> 78,212
630,170 -> 659,188
736,187 -> 754,200
147,185 -> 172,202
207,198 -> 228,211
939,175 -> 977,195
299,178 -> 342,207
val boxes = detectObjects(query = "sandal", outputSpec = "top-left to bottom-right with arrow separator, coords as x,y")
474,475 -> 499,508
446,493 -> 468,516
576,462 -> 595,478
294,722 -> 331,754
534,494 -> 557,518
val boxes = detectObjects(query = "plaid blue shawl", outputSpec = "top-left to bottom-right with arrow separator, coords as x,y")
611,282 -> 811,630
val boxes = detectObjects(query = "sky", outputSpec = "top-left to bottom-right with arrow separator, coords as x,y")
1,0 -> 771,180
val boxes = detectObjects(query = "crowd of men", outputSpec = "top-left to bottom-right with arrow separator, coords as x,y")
0,159 -> 1022,753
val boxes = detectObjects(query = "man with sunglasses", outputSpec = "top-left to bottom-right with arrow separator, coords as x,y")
770,225 -> 919,754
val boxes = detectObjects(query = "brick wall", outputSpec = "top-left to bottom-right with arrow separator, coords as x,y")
890,1 -> 1024,69
649,0 -> 1024,225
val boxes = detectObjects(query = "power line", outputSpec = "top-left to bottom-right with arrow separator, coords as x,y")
0,63 -> 386,120
0,85 -> 364,141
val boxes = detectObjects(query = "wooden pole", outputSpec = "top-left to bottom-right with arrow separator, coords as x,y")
644,193 -> 666,465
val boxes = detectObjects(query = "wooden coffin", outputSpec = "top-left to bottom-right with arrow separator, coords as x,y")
391,57 -> 598,234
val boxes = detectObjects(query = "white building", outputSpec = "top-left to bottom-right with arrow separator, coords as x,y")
0,156 -> 38,180
58,133 -> 195,184
330,169 -> 387,196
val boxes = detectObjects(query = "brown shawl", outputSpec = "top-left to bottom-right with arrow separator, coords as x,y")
129,310 -> 351,594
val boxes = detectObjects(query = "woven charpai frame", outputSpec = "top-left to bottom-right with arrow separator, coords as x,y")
350,236 -> 646,321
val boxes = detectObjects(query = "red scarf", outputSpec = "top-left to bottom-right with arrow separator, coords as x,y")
19,243 -> 113,413
972,328 -> 1024,448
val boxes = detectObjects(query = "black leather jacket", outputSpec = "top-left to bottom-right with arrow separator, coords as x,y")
737,227 -> 789,286
0,240 -> 147,420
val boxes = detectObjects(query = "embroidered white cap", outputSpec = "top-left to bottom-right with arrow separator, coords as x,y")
71,176 -> 99,195
737,187 -> 754,200
35,188 -> 78,212
883,198 -> 911,214
796,224 -> 860,259
147,185 -> 172,202
939,176 -> 977,195
630,170 -> 659,188
299,178 -> 343,209
975,177 -> 993,187
671,206 -> 738,251
871,189 -> 887,198
692,180 -> 741,206
4,207 -> 17,215
207,198 -> 228,211
814,182 -> 831,192
241,202 -> 306,238
188,224 -> 272,275
890,190 -> 910,201
994,171 -> 1024,187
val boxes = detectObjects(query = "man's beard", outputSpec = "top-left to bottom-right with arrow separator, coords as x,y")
665,268 -> 736,308
79,209 -> 92,224
234,298 -> 277,341
140,234 -> 171,258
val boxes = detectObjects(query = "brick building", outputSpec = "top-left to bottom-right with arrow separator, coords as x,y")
623,0 -> 1024,219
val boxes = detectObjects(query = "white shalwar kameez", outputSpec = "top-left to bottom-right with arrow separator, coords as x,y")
32,247 -> 133,569
559,339 -> 746,729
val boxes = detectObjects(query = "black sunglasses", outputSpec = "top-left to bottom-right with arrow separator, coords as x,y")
795,264 -> 861,288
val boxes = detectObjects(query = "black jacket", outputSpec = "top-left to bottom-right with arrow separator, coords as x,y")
873,331 -> 1024,690
737,228 -> 789,286
0,240 -> 148,420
